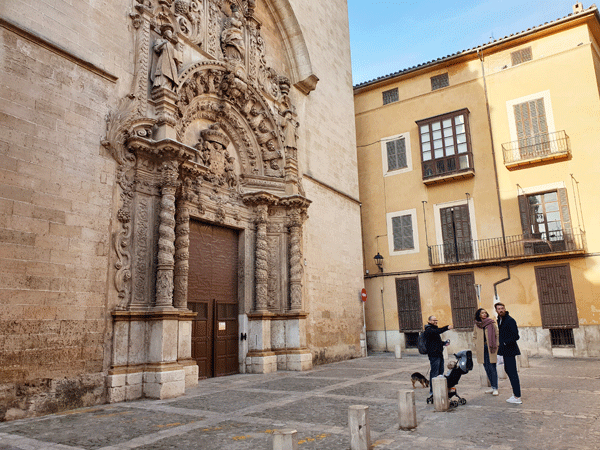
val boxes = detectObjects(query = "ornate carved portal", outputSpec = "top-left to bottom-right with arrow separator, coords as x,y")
103,0 -> 314,402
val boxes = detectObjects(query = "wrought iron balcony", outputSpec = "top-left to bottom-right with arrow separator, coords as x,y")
428,229 -> 586,267
502,130 -> 569,167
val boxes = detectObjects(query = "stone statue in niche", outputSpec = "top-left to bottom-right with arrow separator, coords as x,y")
151,23 -> 183,90
281,109 -> 298,152
220,5 -> 245,61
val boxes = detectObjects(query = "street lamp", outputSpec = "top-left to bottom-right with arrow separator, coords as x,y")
374,252 -> 384,272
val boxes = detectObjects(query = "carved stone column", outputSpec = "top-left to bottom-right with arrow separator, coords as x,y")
288,211 -> 303,312
174,203 -> 190,310
255,202 -> 269,312
155,160 -> 180,309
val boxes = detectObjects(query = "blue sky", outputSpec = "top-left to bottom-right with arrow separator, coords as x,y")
348,0 -> 582,85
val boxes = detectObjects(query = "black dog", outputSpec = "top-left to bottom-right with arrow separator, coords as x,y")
411,372 -> 429,389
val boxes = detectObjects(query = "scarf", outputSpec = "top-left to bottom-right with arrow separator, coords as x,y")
476,317 -> 497,351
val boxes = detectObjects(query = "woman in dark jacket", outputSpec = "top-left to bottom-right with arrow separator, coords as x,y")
495,302 -> 522,404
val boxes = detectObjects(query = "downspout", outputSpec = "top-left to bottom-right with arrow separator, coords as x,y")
478,48 -> 511,298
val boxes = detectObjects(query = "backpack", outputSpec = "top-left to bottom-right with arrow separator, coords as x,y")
417,330 -> 428,355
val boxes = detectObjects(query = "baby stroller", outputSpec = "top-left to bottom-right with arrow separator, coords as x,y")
427,350 -> 473,406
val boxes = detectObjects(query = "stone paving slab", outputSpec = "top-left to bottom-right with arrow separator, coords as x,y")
0,354 -> 598,450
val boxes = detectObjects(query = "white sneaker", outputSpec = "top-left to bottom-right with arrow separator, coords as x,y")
492,389 -> 499,396
506,396 -> 522,404
484,388 -> 494,394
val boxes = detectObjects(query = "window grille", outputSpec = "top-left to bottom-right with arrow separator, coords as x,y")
550,328 -> 575,347
511,47 -> 532,66
382,88 -> 399,105
431,73 -> 449,91
405,332 -> 419,348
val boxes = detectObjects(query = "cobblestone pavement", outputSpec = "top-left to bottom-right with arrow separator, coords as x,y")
1,354 -> 599,449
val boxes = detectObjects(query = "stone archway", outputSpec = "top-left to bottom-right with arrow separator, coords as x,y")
102,0 -> 315,401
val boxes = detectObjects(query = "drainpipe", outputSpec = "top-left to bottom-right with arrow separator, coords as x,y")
493,265 -> 511,302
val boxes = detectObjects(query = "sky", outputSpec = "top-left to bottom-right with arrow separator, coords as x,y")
348,0 -> 583,85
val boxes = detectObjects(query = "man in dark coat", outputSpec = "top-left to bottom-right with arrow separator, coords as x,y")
424,315 -> 453,395
495,302 -> 522,404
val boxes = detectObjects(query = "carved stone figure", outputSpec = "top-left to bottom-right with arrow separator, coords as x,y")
281,109 -> 298,151
151,24 -> 183,90
221,6 -> 245,61
196,123 -> 239,187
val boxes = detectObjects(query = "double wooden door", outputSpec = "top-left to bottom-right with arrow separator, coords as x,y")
188,220 -> 239,379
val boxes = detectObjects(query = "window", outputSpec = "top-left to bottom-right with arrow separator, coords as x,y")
386,138 -> 407,171
382,87 -> 399,105
550,329 -> 575,347
392,215 -> 414,251
440,204 -> 473,262
511,47 -> 532,66
386,209 -> 419,255
518,188 -> 572,254
535,264 -> 578,332
417,109 -> 472,180
431,73 -> 449,91
448,272 -> 477,330
514,98 -> 550,157
404,332 -> 419,348
395,277 -> 423,332
381,132 -> 412,175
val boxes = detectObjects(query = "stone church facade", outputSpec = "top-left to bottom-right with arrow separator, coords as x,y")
0,0 -> 364,420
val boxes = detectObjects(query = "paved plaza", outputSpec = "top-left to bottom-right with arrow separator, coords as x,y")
0,353 -> 599,449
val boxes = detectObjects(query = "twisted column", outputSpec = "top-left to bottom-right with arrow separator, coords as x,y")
155,160 -> 179,309
174,204 -> 190,309
255,203 -> 269,312
289,212 -> 303,311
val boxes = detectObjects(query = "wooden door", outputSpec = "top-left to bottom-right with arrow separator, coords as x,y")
188,221 -> 239,378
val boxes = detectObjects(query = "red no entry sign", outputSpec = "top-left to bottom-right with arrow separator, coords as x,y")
361,288 -> 367,302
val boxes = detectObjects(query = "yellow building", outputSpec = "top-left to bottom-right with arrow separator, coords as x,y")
354,2 -> 600,358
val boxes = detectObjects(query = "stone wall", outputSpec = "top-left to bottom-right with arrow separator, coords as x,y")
0,21 -> 118,420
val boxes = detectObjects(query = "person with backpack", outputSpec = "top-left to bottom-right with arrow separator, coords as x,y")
423,315 -> 453,397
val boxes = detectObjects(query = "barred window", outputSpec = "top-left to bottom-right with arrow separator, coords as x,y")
386,138 -> 407,171
392,215 -> 414,251
511,47 -> 532,66
382,87 -> 399,105
431,73 -> 449,91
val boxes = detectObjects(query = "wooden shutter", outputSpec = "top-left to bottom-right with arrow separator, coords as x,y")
448,272 -> 477,329
392,214 -> 414,251
440,205 -> 472,261
535,264 -> 578,328
395,277 -> 422,332
386,138 -> 407,171
557,188 -> 572,237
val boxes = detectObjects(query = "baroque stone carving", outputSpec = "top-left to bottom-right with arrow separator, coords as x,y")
221,5 -> 245,62
174,205 -> 190,309
151,23 -> 183,91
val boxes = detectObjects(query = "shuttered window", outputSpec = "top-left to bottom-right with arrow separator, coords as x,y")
440,204 -> 473,262
449,272 -> 477,330
417,109 -> 473,180
514,98 -> 549,156
386,138 -> 407,171
391,214 -> 414,251
382,88 -> 399,105
518,189 -> 572,254
535,264 -> 578,329
395,277 -> 423,332
431,73 -> 449,91
511,47 -> 532,66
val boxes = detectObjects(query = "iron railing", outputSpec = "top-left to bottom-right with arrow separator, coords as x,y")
428,229 -> 585,266
501,130 -> 569,165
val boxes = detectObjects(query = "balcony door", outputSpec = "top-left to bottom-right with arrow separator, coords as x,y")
440,204 -> 473,263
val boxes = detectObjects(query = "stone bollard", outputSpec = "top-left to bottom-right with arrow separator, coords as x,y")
479,364 -> 491,387
497,358 -> 507,379
518,350 -> 530,368
398,390 -> 417,429
394,344 -> 402,359
348,405 -> 371,450
432,376 -> 449,412
273,429 -> 298,450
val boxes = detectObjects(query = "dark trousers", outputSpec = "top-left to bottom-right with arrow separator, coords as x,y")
483,344 -> 498,389
428,355 -> 444,395
503,355 -> 521,398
